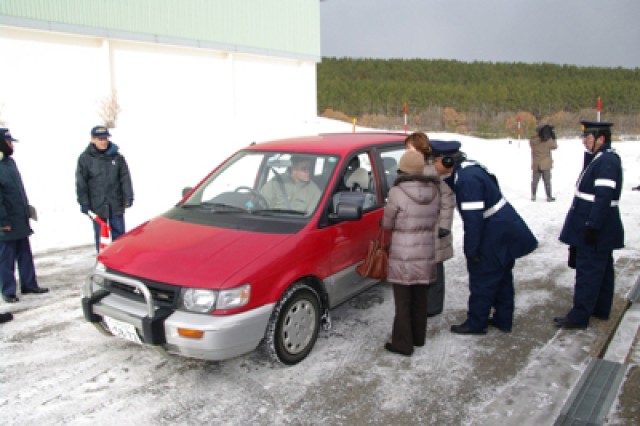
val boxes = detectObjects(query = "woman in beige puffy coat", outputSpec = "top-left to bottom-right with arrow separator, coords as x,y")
405,132 -> 455,317
382,150 -> 440,356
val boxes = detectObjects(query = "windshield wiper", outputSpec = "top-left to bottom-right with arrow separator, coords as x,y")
184,202 -> 247,213
252,208 -> 306,216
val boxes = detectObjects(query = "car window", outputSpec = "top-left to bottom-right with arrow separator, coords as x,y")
184,151 -> 338,217
379,147 -> 406,190
332,151 -> 381,212
198,154 -> 263,202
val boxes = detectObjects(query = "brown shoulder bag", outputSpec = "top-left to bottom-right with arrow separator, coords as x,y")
356,229 -> 388,280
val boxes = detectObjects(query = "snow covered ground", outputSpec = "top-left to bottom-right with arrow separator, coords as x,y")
1,118 -> 639,424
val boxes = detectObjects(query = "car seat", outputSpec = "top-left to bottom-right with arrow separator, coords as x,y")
345,168 -> 369,191
333,167 -> 377,212
383,157 -> 398,187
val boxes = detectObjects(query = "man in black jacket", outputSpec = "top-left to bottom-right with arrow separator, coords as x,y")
76,126 -> 134,252
0,128 -> 48,303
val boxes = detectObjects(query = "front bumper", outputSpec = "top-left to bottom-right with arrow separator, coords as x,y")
82,271 -> 274,361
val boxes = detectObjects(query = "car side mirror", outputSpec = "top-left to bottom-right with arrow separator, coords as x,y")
182,187 -> 193,197
328,203 -> 362,222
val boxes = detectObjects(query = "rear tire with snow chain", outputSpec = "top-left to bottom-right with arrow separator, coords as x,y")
263,282 -> 321,365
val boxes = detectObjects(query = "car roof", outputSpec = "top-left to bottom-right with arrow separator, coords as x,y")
243,132 -> 407,156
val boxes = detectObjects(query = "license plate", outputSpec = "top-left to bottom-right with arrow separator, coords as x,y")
103,316 -> 142,344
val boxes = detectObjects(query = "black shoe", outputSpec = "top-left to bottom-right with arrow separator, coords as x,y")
553,316 -> 587,330
22,287 -> 49,294
547,197 -> 556,202
450,323 -> 487,335
384,343 -> 412,356
2,295 -> 19,303
0,312 -> 13,323
488,317 -> 512,333
427,310 -> 442,318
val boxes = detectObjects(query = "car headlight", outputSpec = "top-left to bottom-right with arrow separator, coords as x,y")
217,284 -> 251,310
183,289 -> 217,313
93,261 -> 107,287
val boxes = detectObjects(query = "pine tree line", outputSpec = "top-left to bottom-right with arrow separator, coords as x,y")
317,58 -> 640,137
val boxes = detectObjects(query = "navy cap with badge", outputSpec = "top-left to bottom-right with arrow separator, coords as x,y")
0,128 -> 18,157
429,140 -> 462,157
0,128 -> 18,142
581,121 -> 613,137
91,125 -> 111,138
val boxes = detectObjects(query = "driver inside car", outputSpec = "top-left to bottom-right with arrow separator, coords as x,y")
260,155 -> 322,214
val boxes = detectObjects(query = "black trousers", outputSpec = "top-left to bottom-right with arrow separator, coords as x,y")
567,248 -> 615,325
532,169 -> 553,198
426,262 -> 445,315
391,283 -> 429,353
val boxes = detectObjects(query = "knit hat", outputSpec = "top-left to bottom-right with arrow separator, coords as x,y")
398,151 -> 424,175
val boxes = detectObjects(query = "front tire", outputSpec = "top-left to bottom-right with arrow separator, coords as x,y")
263,282 -> 321,365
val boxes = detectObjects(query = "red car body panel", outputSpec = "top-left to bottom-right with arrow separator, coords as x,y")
84,132 -> 409,361
99,132 -> 407,308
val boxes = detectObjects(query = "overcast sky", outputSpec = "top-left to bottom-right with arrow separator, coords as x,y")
320,0 -> 640,69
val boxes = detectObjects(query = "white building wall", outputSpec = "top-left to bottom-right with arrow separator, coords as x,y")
0,26 -> 318,252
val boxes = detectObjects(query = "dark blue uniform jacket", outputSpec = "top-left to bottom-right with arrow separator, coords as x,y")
0,156 -> 32,241
445,160 -> 537,269
76,142 -> 134,219
559,145 -> 624,251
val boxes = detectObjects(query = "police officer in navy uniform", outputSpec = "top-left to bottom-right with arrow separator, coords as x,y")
0,128 -> 49,304
430,140 -> 538,334
555,121 -> 624,329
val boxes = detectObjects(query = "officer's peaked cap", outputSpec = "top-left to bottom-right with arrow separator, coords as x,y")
581,121 -> 613,136
429,140 -> 461,157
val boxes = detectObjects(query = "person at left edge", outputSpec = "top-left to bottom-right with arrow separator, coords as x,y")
76,126 -> 134,252
430,140 -> 538,335
0,128 -> 49,303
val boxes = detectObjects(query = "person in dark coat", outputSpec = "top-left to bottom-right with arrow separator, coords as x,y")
382,150 -> 440,356
431,140 -> 538,335
555,121 -> 624,329
0,128 -> 48,304
76,126 -> 134,252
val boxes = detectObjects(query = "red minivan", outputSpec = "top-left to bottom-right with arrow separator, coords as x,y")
82,132 -> 408,364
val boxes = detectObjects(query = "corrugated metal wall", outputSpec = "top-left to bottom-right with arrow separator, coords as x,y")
0,0 -> 320,60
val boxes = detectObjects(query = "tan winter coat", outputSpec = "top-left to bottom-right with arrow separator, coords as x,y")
382,174 -> 440,285
424,163 -> 455,263
529,136 -> 558,171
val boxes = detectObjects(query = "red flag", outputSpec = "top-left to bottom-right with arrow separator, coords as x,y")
87,211 -> 112,252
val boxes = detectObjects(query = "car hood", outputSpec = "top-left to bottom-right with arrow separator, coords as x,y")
98,216 -> 292,288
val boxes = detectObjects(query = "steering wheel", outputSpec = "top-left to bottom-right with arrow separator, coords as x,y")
234,186 -> 269,209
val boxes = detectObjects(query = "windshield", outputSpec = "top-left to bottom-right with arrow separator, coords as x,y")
183,151 -> 339,217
